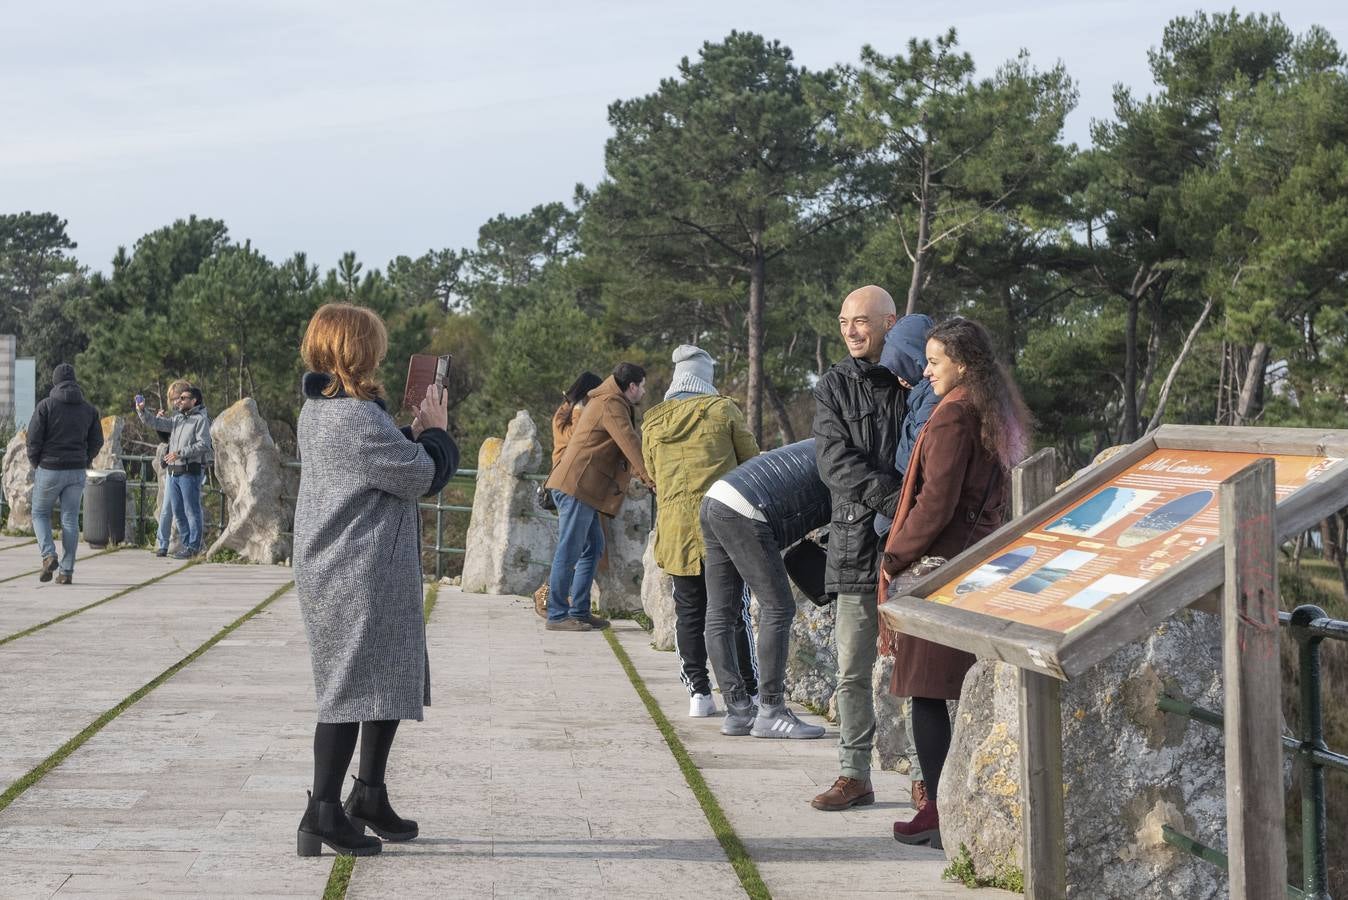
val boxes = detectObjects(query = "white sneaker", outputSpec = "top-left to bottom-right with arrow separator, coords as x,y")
689,693 -> 719,717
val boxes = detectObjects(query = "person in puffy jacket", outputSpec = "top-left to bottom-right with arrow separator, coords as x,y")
641,345 -> 759,718
700,438 -> 830,739
27,363 -> 104,585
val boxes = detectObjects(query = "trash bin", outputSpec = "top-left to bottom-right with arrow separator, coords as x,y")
83,469 -> 127,549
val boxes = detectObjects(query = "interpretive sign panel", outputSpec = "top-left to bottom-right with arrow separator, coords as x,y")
878,425 -> 1348,679
926,450 -> 1339,634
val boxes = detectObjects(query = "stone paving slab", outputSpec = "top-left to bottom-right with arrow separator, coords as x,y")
1,574 -> 1006,898
612,619 -> 1014,898
0,535 -> 38,553
0,586 -> 321,899
0,557 -> 294,793
0,551 -> 185,639
344,587 -> 746,900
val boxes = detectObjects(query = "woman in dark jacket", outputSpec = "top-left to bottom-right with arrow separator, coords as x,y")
293,303 -> 458,857
881,317 -> 1031,849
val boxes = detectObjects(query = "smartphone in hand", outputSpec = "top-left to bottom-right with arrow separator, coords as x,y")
403,354 -> 453,411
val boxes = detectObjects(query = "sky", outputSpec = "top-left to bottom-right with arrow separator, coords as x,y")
3,1 -> 1345,275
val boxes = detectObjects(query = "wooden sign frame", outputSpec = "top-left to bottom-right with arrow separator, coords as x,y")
878,425 -> 1348,681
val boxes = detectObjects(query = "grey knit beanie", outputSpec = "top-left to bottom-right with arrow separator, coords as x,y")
665,344 -> 717,399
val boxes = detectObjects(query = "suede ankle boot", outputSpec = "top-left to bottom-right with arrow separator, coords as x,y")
893,800 -> 942,849
297,790 -> 382,857
344,776 -> 419,841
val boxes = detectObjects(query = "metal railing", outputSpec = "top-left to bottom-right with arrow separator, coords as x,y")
1158,603 -> 1347,899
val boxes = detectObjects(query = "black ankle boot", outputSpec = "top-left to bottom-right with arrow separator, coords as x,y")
343,776 -> 419,841
297,790 -> 382,857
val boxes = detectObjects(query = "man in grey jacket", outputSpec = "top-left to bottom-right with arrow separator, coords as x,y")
27,363 -> 104,584
136,384 -> 213,558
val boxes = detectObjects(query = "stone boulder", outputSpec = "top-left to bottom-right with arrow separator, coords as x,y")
460,411 -> 556,596
2,429 -> 33,532
873,655 -> 917,774
90,415 -> 124,471
941,609 -> 1227,898
206,399 -> 291,564
783,589 -> 837,713
592,478 -> 653,615
640,532 -> 677,650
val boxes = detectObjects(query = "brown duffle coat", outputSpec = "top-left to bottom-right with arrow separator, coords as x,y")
880,387 -> 1007,700
546,376 -> 653,516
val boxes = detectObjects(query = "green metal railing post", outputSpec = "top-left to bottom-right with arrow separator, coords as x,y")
434,488 -> 444,581
1290,605 -> 1331,900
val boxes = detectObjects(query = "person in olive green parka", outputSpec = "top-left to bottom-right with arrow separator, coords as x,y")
641,345 -> 761,718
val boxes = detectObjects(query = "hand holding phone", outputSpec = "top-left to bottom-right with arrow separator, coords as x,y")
412,382 -> 450,436
134,394 -> 145,410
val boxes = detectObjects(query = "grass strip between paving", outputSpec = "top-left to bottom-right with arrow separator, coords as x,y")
0,539 -> 38,552
327,580 -> 440,899
0,557 -> 197,647
0,580 -> 295,814
0,545 -> 120,585
603,627 -> 772,900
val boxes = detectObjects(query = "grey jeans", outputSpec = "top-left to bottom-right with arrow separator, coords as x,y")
700,497 -> 795,707
835,591 -> 879,779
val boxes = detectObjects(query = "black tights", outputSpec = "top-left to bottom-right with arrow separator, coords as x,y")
312,720 -> 401,802
911,697 -> 952,805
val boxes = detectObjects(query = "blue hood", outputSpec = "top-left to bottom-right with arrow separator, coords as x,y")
879,314 -> 934,385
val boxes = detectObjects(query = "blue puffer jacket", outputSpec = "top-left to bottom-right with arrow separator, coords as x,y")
876,314 -> 940,535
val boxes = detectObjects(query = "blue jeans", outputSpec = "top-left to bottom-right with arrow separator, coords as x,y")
547,490 -> 604,621
159,470 -> 204,551
32,468 -> 87,576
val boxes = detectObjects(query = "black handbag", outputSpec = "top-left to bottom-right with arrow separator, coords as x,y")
784,535 -> 831,607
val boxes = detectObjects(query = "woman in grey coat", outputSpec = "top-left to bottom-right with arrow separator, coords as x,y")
293,303 -> 457,858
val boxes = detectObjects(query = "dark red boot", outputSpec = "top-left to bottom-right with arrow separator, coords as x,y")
893,801 -> 942,849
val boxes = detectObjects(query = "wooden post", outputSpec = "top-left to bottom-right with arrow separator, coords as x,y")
1013,449 -> 1067,899
1221,459 -> 1286,898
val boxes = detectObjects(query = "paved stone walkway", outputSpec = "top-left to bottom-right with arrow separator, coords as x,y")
0,550 -> 1007,898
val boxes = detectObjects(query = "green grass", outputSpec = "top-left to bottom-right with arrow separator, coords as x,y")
0,538 -> 37,551
602,627 -> 772,900
423,581 -> 440,622
0,580 -> 294,814
205,547 -> 243,564
322,856 -> 354,899
0,557 -> 198,647
942,843 -> 1025,892
0,545 -> 119,585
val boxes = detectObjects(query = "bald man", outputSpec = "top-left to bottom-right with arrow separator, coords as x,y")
810,284 -> 907,811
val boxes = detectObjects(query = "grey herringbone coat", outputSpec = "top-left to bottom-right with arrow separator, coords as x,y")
294,389 -> 435,723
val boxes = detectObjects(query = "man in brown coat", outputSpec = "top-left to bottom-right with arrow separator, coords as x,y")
543,362 -> 655,632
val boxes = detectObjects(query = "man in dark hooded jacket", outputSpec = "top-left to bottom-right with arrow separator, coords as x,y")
27,363 -> 104,584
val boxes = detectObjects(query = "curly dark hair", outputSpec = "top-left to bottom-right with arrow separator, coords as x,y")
926,317 -> 1032,471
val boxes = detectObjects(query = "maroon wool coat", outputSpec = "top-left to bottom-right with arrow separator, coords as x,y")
880,393 -> 1007,700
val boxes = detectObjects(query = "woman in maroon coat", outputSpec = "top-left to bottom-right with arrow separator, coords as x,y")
880,317 -> 1031,848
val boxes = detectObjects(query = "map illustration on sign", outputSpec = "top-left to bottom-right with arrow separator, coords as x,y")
1010,550 -> 1097,594
921,449 -> 1344,635
1044,487 -> 1158,538
1116,490 -> 1214,548
955,546 -> 1037,595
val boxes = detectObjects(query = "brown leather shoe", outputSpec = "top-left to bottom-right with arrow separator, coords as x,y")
545,617 -> 593,632
911,779 -> 929,812
811,776 -> 875,811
